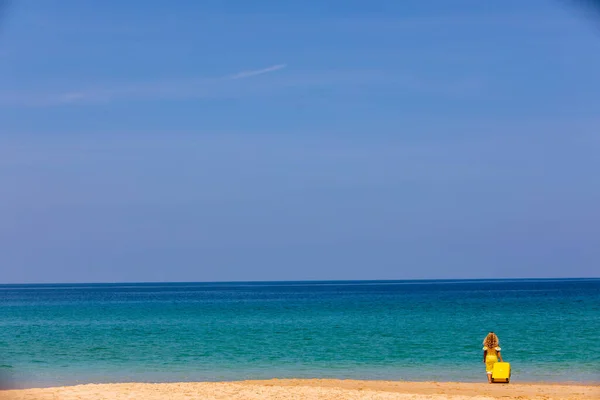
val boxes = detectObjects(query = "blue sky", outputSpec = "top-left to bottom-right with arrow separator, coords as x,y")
1,0 -> 600,283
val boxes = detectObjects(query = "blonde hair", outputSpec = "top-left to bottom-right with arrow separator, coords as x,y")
483,332 -> 499,348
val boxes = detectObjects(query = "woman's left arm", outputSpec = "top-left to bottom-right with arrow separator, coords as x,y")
498,351 -> 503,362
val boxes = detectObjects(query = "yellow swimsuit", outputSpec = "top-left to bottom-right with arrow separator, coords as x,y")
483,346 -> 501,374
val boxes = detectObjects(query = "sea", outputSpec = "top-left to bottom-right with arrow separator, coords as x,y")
0,279 -> 598,388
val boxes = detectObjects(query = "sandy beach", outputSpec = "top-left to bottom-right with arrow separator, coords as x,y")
2,379 -> 598,400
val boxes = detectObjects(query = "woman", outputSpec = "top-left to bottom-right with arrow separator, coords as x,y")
482,332 -> 503,383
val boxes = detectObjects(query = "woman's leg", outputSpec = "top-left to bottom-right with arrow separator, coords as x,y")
485,355 -> 497,383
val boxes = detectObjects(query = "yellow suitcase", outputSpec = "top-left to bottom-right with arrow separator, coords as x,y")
491,362 -> 511,383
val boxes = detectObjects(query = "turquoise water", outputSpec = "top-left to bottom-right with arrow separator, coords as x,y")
0,279 -> 599,388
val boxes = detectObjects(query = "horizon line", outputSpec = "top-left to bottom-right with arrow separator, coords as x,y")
0,277 -> 598,286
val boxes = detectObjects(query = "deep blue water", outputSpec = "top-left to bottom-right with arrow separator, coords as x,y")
0,279 -> 599,388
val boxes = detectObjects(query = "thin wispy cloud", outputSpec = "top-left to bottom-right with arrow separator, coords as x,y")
0,64 -> 288,107
229,64 -> 287,80
0,65 -> 485,108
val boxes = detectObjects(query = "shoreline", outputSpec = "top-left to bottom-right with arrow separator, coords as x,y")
3,379 -> 599,399
5,377 -> 600,390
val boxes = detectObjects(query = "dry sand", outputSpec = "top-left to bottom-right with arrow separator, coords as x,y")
2,379 -> 599,400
